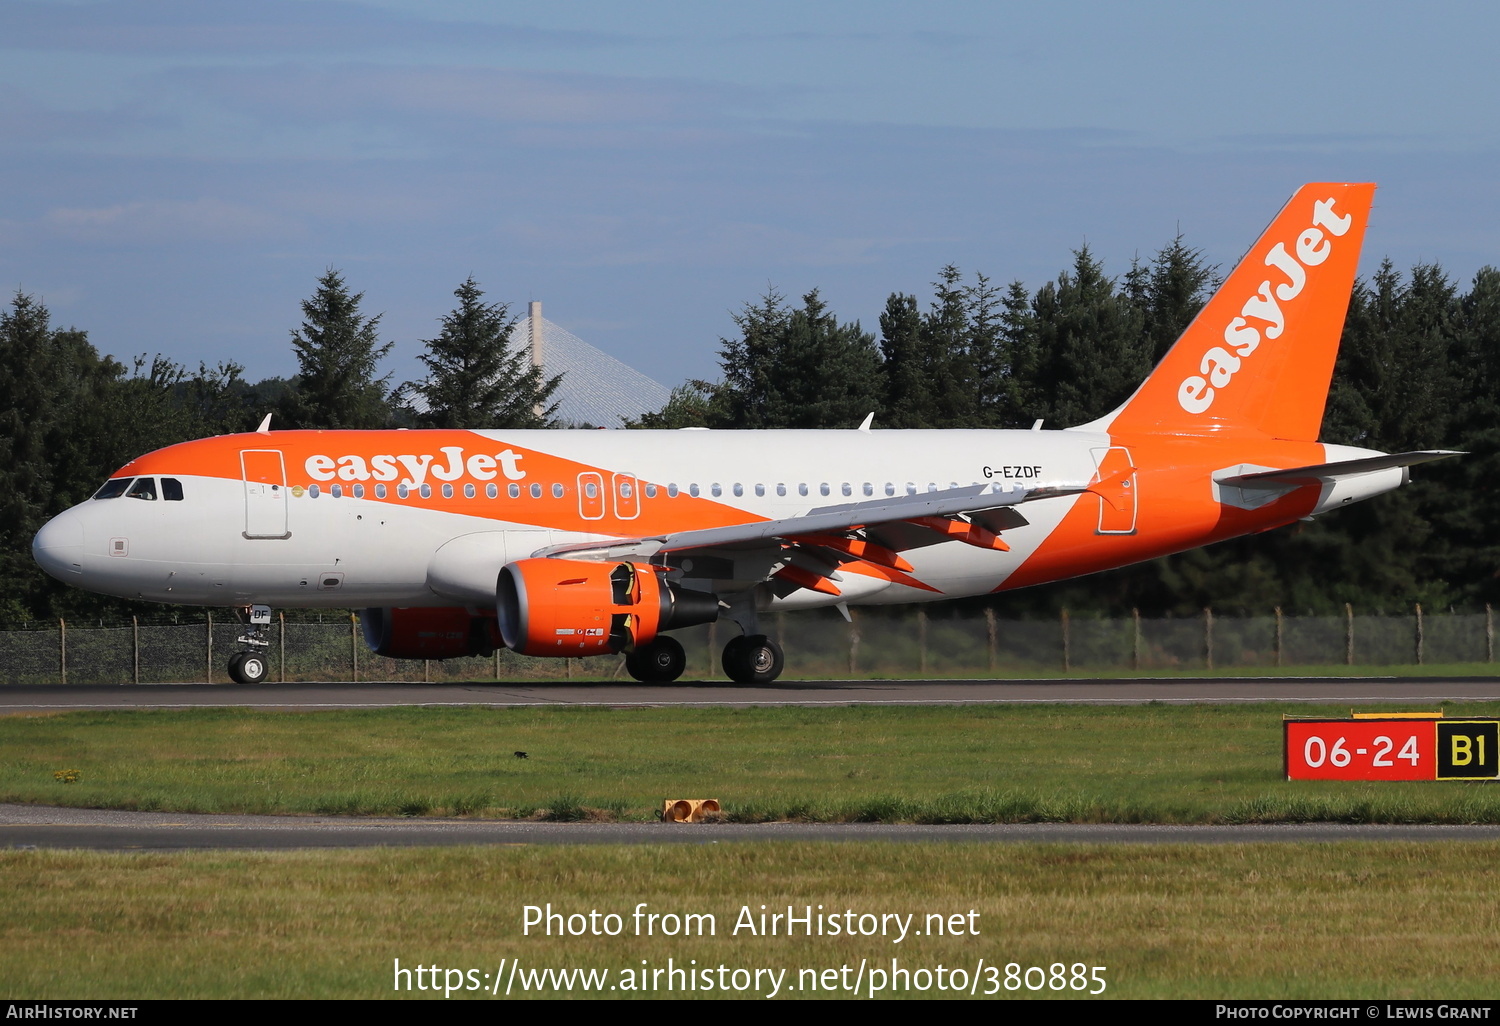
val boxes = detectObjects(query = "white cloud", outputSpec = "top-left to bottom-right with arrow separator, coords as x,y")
44,198 -> 302,243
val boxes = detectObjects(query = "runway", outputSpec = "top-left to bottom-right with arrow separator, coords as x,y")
2,676 -> 1500,711
6,803 -> 1500,851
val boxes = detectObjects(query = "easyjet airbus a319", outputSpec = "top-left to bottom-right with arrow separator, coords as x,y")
32,183 -> 1454,684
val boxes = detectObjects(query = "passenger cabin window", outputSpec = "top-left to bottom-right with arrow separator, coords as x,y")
94,478 -> 132,500
125,478 -> 157,501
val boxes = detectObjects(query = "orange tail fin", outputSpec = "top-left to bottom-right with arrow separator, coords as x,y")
1098,182 -> 1375,441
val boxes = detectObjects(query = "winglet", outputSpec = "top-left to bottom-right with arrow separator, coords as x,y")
858,412 -> 874,432
256,413 -> 273,435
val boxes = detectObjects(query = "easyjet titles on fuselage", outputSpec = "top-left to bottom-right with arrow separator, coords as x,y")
303,447 -> 528,487
1176,195 -> 1353,415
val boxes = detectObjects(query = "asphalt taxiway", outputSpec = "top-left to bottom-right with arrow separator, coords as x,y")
3,676 -> 1500,711
6,803 -> 1500,851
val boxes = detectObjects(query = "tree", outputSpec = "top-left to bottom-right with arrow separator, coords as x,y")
626,380 -> 731,429
402,277 -> 561,429
965,272 -> 1009,427
717,287 -> 790,428
878,292 -> 930,427
1021,246 -> 1148,427
280,269 -> 394,429
923,265 -> 976,426
711,287 -> 881,429
0,293 -> 198,622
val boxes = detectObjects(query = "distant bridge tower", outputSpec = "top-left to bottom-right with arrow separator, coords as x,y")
528,300 -> 544,418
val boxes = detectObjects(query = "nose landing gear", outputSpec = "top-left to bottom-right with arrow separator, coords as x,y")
227,604 -> 273,684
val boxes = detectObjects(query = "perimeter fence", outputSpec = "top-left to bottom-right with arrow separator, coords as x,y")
2,604 -> 1495,685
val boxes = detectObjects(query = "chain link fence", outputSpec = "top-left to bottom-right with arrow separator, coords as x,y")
3,604 -> 1496,685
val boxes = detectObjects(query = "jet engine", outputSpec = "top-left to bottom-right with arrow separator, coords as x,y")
360,606 -> 503,660
496,558 -> 719,657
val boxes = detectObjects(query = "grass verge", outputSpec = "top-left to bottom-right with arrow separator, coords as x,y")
4,842 -> 1499,999
9,702 -> 1500,822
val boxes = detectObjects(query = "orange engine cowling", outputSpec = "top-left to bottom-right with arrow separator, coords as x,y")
361,606 -> 503,660
496,558 -> 719,657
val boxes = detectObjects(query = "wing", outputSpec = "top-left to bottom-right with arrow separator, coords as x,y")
530,480 -> 1092,598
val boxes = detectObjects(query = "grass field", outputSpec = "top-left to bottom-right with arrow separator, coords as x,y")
8,702 -> 1500,823
11,702 -> 1500,1000
6,842 -> 1500,999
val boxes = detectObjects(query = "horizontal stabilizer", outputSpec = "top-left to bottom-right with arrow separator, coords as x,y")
1216,450 -> 1461,489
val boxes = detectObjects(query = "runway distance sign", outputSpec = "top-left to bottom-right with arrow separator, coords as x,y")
1283,717 -> 1500,781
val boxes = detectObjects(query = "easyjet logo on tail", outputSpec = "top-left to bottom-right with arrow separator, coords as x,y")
1177,197 -> 1352,414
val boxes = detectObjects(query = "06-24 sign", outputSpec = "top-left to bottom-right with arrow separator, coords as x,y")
1284,717 -> 1499,781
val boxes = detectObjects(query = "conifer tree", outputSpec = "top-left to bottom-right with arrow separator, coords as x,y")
878,292 -> 930,427
1026,246 -> 1148,427
769,290 -> 883,428
403,277 -> 561,429
717,287 -> 789,429
965,272 -> 1008,427
923,265 -> 976,426
281,269 -> 393,429
713,288 -> 881,429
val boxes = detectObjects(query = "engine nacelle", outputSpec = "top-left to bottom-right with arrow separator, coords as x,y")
496,558 -> 719,657
361,606 -> 502,660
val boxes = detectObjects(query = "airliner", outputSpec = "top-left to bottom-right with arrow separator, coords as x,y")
31,183 -> 1453,685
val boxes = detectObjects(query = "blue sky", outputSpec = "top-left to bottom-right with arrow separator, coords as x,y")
3,1 -> 1497,389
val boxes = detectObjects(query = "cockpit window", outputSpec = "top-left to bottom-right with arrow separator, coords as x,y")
125,477 -> 157,501
93,478 -> 132,500
162,478 -> 184,501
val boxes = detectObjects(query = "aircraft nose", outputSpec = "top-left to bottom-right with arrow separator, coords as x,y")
33,509 -> 85,580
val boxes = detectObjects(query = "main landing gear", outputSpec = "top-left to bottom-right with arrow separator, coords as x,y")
625,635 -> 687,683
623,633 -> 786,684
227,604 -> 273,684
722,634 -> 784,685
